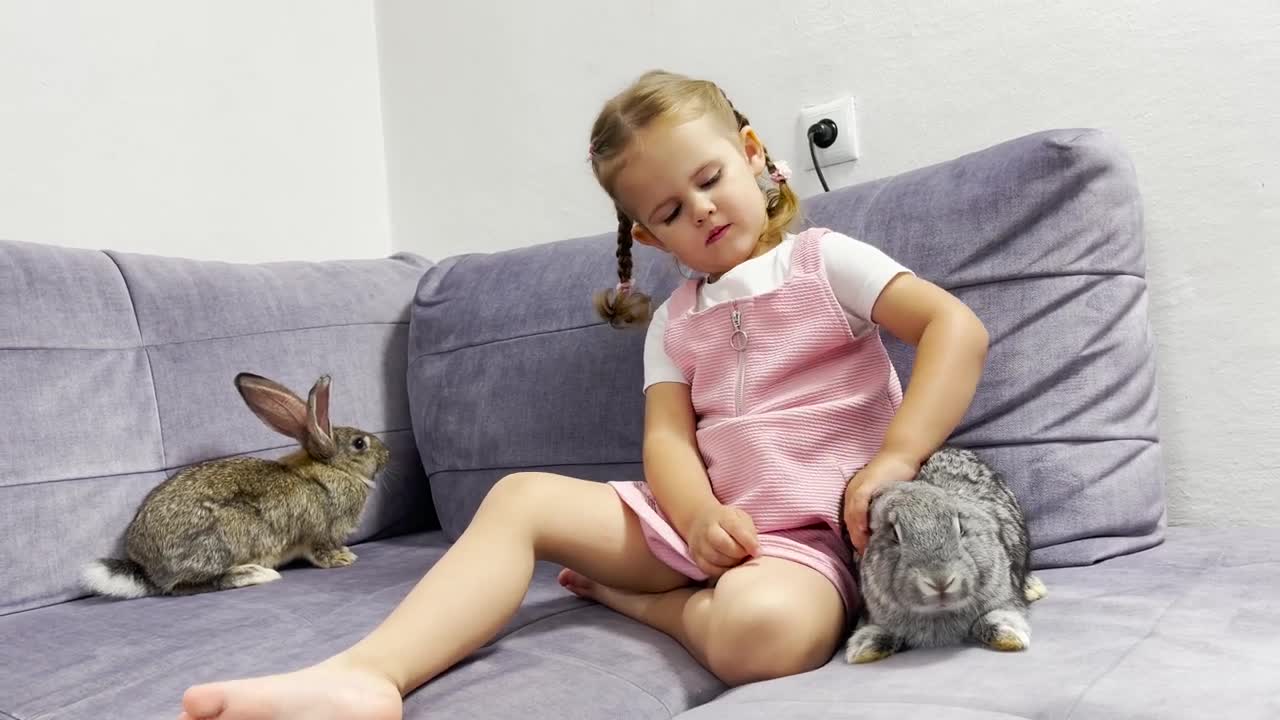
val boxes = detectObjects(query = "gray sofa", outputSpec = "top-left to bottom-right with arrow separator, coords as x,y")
3,129 -> 1277,719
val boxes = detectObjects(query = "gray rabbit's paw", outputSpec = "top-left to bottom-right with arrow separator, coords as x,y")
844,624 -> 901,664
973,608 -> 1031,651
1024,575 -> 1048,603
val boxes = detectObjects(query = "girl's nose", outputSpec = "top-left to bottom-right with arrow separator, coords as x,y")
693,195 -> 716,225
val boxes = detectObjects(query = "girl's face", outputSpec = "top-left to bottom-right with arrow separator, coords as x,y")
613,114 -> 770,277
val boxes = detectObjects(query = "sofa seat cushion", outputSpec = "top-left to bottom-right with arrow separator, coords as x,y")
0,531 -> 721,720
675,527 -> 1280,720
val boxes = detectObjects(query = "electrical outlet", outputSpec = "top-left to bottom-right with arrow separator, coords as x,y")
797,97 -> 860,171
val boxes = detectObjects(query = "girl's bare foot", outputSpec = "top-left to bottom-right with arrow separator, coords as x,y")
557,568 -> 662,623
179,655 -> 401,720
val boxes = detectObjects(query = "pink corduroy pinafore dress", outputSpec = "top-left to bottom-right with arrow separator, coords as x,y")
611,228 -> 905,611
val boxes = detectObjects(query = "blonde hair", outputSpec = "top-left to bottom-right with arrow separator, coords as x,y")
588,70 -> 801,328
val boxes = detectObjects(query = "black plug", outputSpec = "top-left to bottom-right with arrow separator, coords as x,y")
808,119 -> 838,149
806,119 -> 839,192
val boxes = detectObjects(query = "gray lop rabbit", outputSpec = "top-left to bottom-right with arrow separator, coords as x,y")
845,446 -> 1047,663
82,373 -> 389,599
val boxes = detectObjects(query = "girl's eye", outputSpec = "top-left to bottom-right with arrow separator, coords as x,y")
660,172 -> 720,225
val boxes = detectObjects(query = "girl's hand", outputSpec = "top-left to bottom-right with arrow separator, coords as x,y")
843,453 -> 921,558
841,271 -> 987,558
685,503 -> 761,580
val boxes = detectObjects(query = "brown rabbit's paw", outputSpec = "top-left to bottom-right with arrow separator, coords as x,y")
225,564 -> 283,588
1024,575 -> 1048,603
308,547 -> 358,568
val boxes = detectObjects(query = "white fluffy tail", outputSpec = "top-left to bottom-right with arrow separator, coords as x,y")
81,559 -> 156,599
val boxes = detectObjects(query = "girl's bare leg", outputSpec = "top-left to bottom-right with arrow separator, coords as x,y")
560,555 -> 845,686
179,473 -> 688,720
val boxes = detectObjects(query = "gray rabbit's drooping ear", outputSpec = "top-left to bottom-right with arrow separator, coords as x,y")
305,375 -> 336,460
235,373 -> 310,442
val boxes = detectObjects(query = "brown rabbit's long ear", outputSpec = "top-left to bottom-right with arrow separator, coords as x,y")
305,375 -> 337,460
235,373 -> 309,444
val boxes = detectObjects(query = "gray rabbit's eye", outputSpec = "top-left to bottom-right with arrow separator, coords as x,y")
353,436 -> 368,452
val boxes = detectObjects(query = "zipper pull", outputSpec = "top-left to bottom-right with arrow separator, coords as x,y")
730,305 -> 748,351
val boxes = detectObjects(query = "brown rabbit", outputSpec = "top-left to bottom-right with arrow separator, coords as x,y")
81,373 -> 389,599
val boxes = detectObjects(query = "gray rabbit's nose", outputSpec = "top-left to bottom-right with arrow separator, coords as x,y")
926,575 -> 957,594
914,572 -> 968,607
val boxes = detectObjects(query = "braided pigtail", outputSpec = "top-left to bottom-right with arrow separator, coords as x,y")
593,207 -> 652,328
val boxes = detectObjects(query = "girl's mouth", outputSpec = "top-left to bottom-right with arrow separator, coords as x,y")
707,224 -> 731,245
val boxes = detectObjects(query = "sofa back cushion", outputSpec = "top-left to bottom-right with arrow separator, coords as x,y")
407,128 -> 1165,569
0,241 -> 435,614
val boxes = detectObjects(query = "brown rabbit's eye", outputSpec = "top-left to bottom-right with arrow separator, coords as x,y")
353,436 -> 368,451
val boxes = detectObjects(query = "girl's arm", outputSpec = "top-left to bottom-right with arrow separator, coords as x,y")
643,382 -> 759,574
844,273 -> 990,554
642,382 -> 718,536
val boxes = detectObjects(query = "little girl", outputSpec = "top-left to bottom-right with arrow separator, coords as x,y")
178,70 -> 988,720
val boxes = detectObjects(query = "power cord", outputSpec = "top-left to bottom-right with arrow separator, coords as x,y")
806,119 -> 838,192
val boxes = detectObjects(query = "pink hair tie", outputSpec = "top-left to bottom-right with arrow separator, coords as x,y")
769,160 -> 793,184
615,280 -> 633,296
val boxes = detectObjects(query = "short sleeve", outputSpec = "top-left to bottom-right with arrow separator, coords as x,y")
643,301 -> 688,392
820,231 -> 913,328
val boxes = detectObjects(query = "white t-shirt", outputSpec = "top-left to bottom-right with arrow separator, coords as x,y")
643,231 -> 912,392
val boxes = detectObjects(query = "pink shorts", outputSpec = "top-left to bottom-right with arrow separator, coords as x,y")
610,480 -> 860,614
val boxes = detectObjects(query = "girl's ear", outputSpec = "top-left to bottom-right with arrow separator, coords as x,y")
631,222 -> 665,250
740,126 -> 768,176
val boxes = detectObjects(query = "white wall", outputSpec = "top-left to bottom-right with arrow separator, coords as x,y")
376,1 -> 1280,528
0,1 -> 391,263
